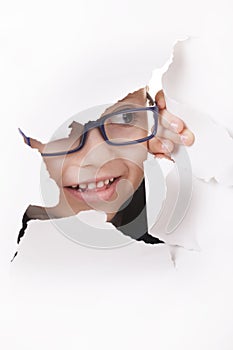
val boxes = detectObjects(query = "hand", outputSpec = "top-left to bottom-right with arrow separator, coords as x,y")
148,90 -> 195,159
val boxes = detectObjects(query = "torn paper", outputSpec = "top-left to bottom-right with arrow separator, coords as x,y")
146,148 -> 199,251
163,96 -> 233,186
14,63 -> 203,257
15,87 -> 173,256
15,10 -> 233,258
160,22 -> 233,186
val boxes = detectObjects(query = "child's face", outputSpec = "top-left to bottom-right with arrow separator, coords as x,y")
30,88 -> 150,220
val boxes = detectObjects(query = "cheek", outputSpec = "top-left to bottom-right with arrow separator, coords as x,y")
127,163 -> 144,186
117,143 -> 148,166
43,158 -> 65,185
120,144 -> 147,188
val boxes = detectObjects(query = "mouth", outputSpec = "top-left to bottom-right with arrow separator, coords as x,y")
66,176 -> 119,192
64,176 -> 122,203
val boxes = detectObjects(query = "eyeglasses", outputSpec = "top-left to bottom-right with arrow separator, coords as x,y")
20,95 -> 159,157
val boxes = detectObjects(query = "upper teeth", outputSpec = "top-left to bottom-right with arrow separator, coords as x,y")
70,178 -> 115,190
79,183 -> 87,189
88,182 -> 96,190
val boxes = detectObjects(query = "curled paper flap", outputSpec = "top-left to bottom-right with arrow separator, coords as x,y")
161,22 -> 233,186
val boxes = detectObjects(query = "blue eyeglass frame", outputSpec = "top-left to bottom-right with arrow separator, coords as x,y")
20,104 -> 159,157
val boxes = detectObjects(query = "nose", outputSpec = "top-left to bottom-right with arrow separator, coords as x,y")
77,127 -> 116,167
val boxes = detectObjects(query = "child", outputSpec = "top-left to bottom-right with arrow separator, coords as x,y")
15,87 -> 194,254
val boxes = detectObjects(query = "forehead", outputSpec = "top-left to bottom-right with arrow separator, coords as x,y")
118,87 -> 148,105
102,87 -> 148,116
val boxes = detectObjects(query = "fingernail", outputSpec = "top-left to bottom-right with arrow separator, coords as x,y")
170,122 -> 179,132
180,135 -> 188,144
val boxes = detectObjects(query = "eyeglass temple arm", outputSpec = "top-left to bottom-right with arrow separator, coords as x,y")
146,92 -> 155,106
18,128 -> 31,146
18,93 -> 155,148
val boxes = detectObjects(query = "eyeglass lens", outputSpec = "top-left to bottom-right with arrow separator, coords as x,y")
104,110 -> 155,144
42,110 -> 155,155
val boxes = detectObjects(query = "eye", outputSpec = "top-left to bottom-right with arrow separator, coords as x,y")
108,112 -> 135,125
121,112 -> 133,124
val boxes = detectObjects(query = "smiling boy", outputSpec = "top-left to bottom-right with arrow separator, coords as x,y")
16,87 -> 194,250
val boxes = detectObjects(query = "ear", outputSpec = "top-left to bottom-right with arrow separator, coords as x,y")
19,128 -> 45,153
28,137 -> 45,152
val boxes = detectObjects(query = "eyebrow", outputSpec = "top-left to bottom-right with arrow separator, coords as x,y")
103,91 -> 155,116
100,103 -> 141,118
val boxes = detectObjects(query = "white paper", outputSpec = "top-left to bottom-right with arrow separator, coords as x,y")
160,14 -> 233,185
2,2 -> 233,350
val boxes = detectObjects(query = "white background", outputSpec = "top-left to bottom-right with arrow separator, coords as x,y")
1,1 -> 233,349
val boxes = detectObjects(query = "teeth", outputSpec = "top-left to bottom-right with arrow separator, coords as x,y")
97,181 -> 104,188
79,183 -> 87,189
88,182 -> 96,190
70,178 -> 116,191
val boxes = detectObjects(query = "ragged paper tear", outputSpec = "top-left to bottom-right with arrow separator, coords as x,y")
14,9 -> 233,262
148,154 -> 199,251
14,88 -> 169,257
163,96 -> 233,186
158,12 -> 233,186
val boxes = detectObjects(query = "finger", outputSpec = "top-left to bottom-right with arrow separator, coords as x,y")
156,137 -> 175,153
154,153 -> 174,161
148,136 -> 174,155
179,128 -> 195,146
157,125 -> 195,146
155,90 -> 166,109
158,109 -> 185,133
